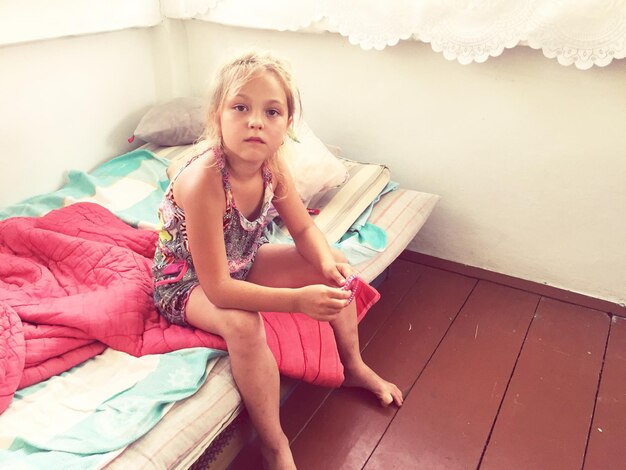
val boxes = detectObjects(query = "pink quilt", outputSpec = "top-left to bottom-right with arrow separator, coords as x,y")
0,203 -> 379,414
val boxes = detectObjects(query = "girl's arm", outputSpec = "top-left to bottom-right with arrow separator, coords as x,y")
175,158 -> 347,319
272,155 -> 355,287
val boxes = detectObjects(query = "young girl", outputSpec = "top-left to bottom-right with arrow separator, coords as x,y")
152,51 -> 403,469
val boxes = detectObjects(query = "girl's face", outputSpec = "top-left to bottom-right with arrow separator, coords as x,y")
219,72 -> 291,167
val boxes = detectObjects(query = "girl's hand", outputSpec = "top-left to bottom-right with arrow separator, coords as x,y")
296,285 -> 351,322
322,262 -> 357,287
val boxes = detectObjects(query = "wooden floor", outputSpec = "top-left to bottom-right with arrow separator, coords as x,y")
229,257 -> 626,470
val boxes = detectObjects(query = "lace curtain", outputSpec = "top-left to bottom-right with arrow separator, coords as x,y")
162,0 -> 626,70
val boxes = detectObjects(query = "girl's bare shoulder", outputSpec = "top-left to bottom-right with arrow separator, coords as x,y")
272,152 -> 296,197
173,149 -> 224,210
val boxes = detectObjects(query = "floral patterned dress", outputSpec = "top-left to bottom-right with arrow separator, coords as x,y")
152,147 -> 274,326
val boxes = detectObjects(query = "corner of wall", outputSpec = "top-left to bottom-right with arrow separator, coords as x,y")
149,18 -> 193,101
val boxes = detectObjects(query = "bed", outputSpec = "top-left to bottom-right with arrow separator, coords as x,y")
0,116 -> 439,468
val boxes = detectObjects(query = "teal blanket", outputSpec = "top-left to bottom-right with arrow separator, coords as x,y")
0,348 -> 225,469
0,149 -> 169,229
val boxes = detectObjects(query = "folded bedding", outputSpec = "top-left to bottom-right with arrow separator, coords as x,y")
306,157 -> 392,245
0,347 -> 222,469
0,202 -> 380,415
267,181 -> 400,266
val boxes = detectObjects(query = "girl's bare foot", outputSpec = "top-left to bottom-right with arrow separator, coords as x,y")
343,361 -> 404,407
260,437 -> 296,470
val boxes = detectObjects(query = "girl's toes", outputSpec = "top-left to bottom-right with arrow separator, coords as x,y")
377,383 -> 403,407
379,392 -> 393,407
393,388 -> 404,407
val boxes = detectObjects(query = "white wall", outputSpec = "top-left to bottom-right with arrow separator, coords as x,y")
184,22 -> 626,305
0,24 -> 187,207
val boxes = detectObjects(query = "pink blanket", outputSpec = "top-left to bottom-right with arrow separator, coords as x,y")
0,203 -> 379,414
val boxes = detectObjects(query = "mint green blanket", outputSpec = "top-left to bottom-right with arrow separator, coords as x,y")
0,348 -> 225,469
0,149 -> 169,229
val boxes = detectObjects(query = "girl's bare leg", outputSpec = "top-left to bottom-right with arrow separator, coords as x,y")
185,288 -> 295,470
247,244 -> 403,407
329,298 -> 403,407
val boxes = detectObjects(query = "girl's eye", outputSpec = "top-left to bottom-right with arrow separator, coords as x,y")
266,109 -> 280,117
233,105 -> 247,112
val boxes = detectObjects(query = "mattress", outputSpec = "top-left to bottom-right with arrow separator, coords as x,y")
0,142 -> 439,469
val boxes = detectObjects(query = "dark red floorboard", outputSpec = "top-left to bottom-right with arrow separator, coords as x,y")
584,316 -> 626,469
228,258 -> 621,470
290,268 -> 476,469
365,281 -> 539,469
481,298 -> 610,470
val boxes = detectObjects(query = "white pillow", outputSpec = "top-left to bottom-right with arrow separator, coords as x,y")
284,121 -> 349,206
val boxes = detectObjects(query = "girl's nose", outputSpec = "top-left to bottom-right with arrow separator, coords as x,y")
248,113 -> 263,129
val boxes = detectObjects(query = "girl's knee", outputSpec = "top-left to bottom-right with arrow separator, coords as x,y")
222,311 -> 267,351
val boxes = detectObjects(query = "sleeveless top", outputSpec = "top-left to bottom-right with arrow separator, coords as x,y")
152,146 -> 274,287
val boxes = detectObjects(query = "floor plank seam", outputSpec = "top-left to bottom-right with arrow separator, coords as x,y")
360,272 -> 480,469
357,268 -> 433,469
580,314 -> 613,469
393,268 -> 479,400
475,294 -> 542,469
359,265 -> 427,353
287,389 -> 333,446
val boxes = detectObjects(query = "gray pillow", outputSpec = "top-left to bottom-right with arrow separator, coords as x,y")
133,97 -> 206,146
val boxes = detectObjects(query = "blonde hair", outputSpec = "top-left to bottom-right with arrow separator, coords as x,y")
202,51 -> 302,193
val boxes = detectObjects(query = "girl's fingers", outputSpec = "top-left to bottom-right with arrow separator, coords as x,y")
332,292 -> 351,310
336,263 -> 356,279
318,291 -> 349,310
328,269 -> 345,286
329,287 -> 351,299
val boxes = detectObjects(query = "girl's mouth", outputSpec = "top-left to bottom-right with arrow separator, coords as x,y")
245,137 -> 264,143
